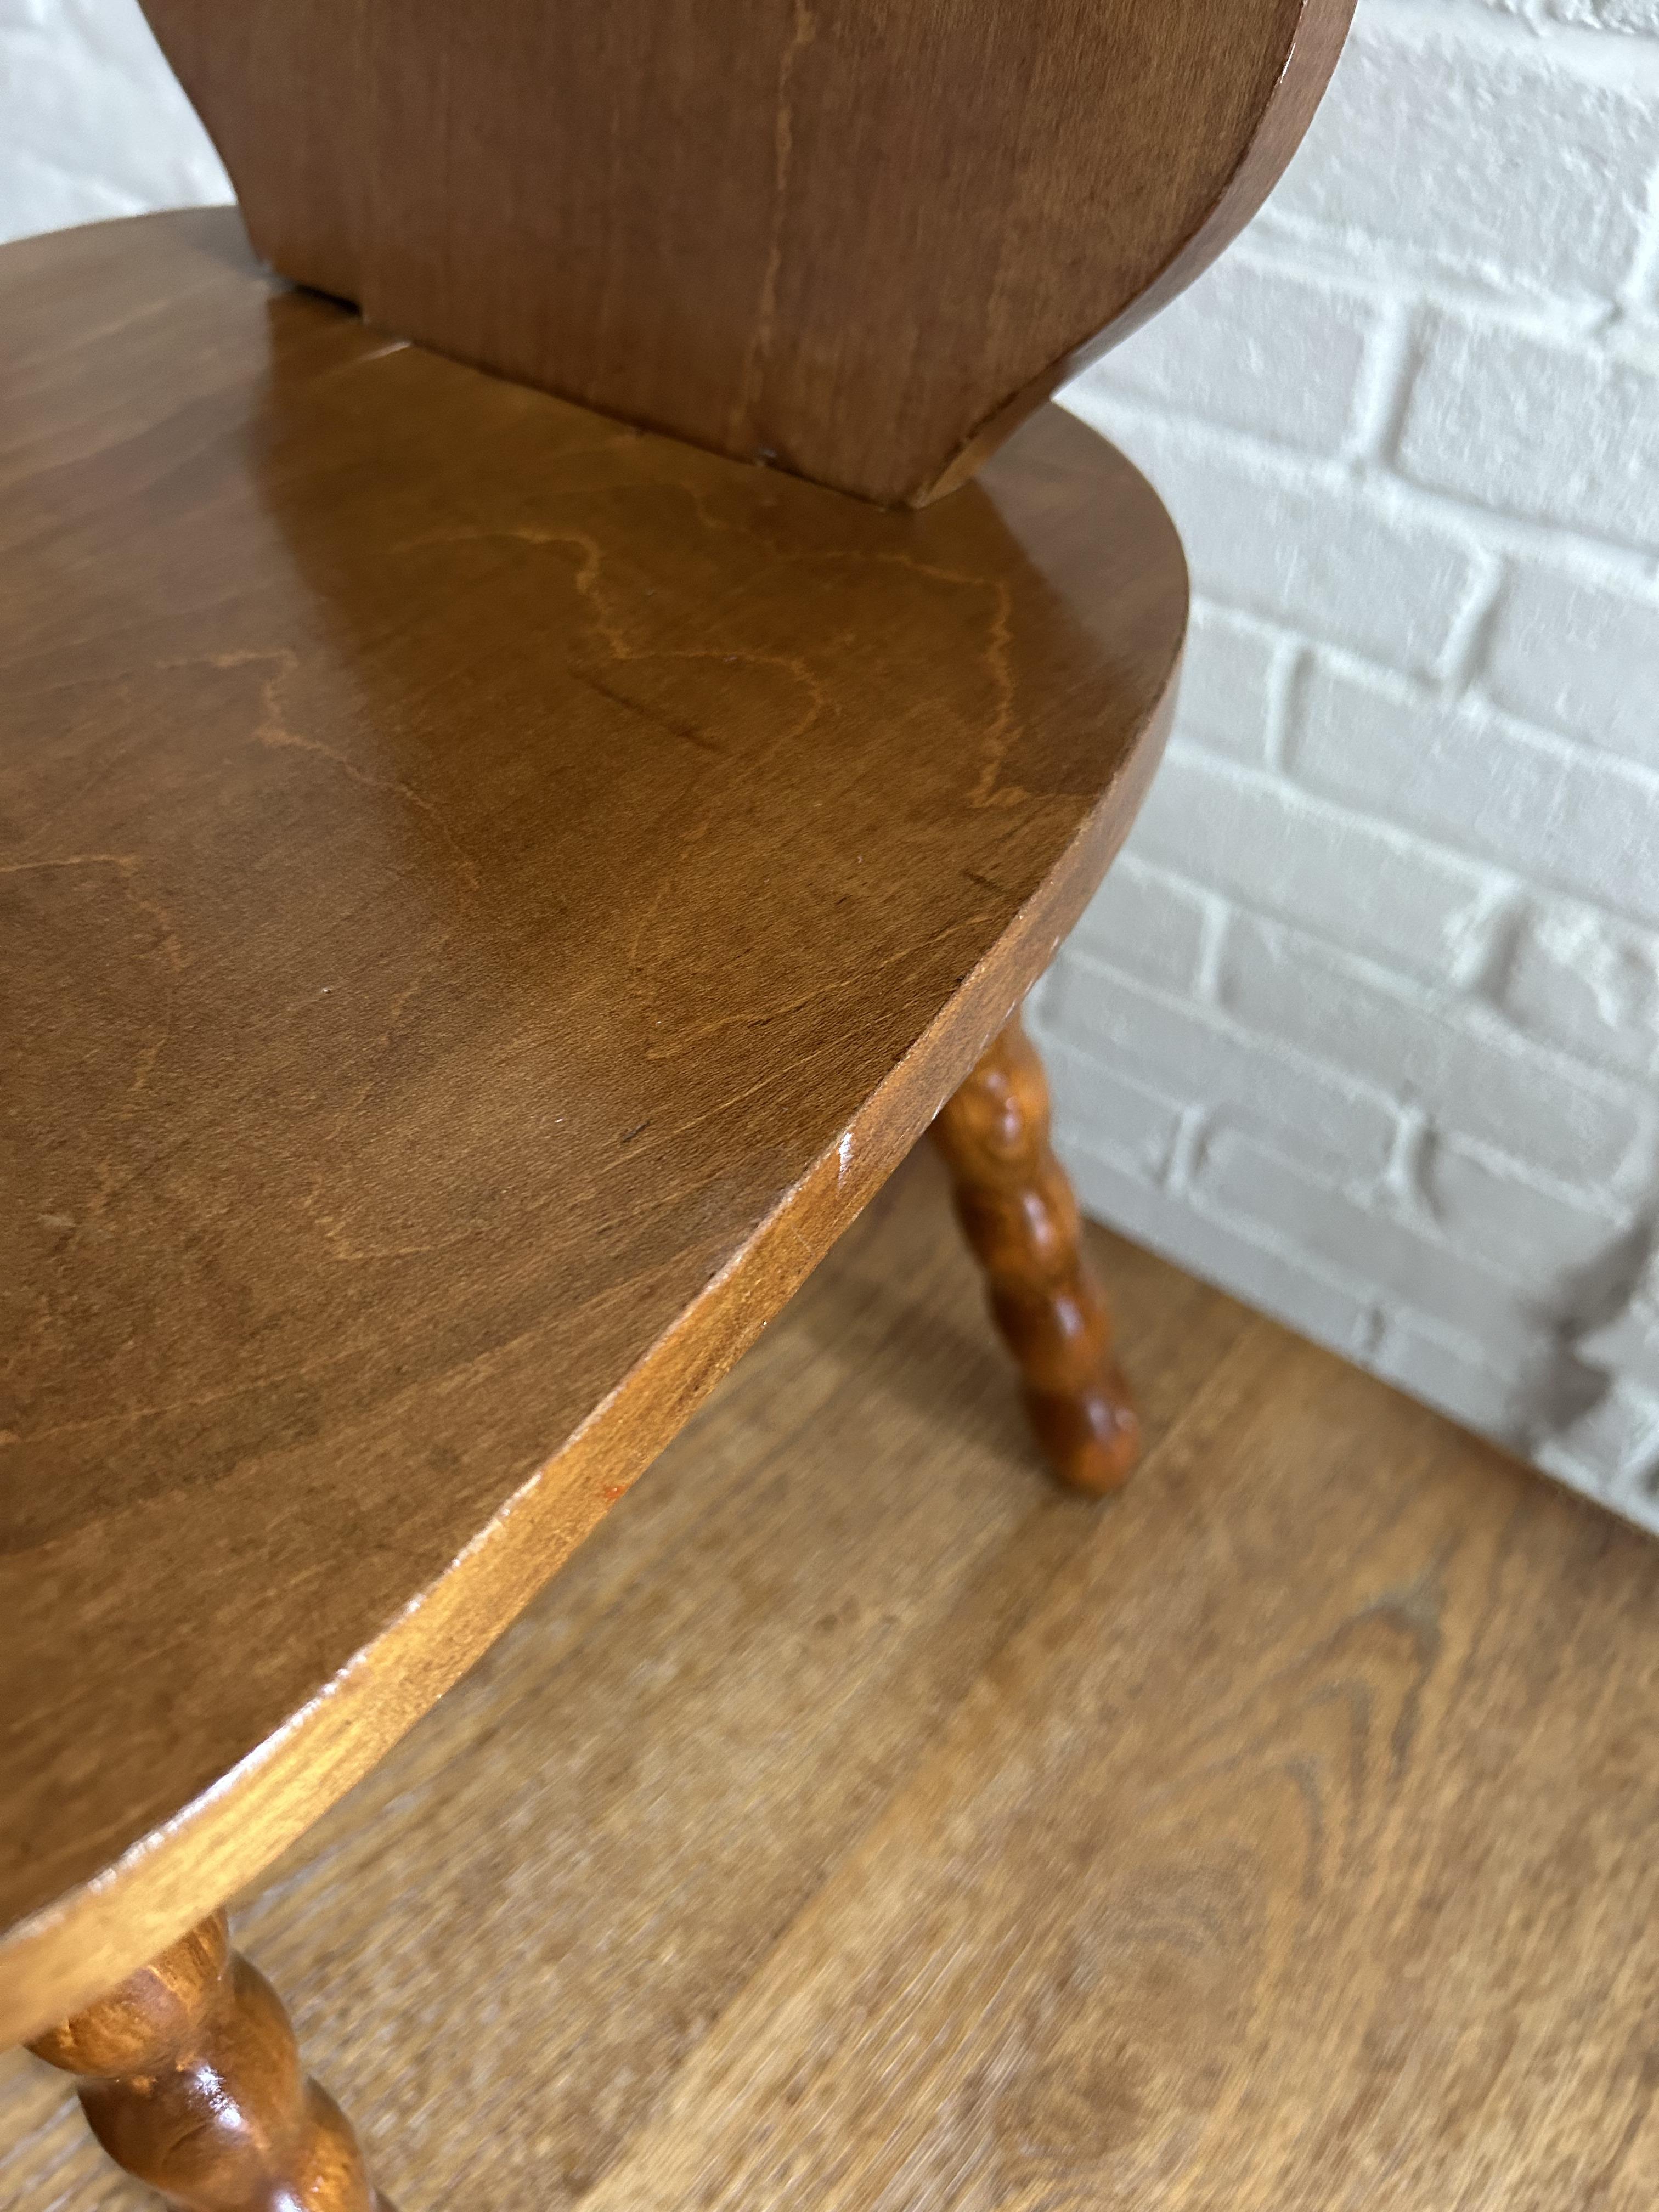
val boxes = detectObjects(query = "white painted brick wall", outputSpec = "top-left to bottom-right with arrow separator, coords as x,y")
1057,0 -> 1659,1529
0,0 -> 227,237
4,0 -> 1659,1527
1290,661 -> 1659,922
1486,565 -> 1659,769
1400,314 -> 1659,544
1271,11 -> 1657,301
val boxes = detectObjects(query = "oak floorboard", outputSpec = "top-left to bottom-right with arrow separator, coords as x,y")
5,1151 -> 1654,2210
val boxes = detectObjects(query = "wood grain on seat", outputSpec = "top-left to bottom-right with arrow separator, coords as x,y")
138,0 -> 1355,504
0,208 -> 1185,2044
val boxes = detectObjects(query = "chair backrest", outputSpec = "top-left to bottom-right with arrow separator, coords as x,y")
140,0 -> 1352,505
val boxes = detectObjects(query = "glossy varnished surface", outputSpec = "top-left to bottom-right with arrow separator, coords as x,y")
0,210 -> 1184,2037
7,1155 -> 1654,2208
30,1914 -> 388,2211
934,1011 -> 1139,1491
140,0 -> 1353,503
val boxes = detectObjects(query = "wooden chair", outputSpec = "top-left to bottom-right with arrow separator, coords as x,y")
0,4 -> 1350,2203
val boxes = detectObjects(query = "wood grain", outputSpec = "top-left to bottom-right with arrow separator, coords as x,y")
28,1914 -> 389,2212
137,0 -> 1355,504
590,1318 -> 1659,2212
0,208 -> 1184,2042
4,1155 -> 1652,2211
933,1009 -> 1139,1491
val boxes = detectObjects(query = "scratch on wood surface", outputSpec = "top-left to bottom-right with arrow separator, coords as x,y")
180,647 -> 483,891
729,0 -> 817,452
806,546 -> 1032,810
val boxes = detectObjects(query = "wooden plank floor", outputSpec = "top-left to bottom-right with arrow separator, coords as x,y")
5,1148 -> 1656,2210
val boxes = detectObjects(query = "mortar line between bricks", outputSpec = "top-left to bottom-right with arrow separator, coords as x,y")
1283,634 -> 1659,790
1617,152 -> 1659,315
1065,1138 -> 1390,1324
1205,911 -> 1659,1109
1182,1144 -> 1656,1372
1158,732 -> 1513,894
1367,0 -> 1659,86
1165,715 -> 1659,969
1435,553 -> 1506,692
1346,297 -> 1419,469
1066,898 -> 1659,1116
1063,389 -> 1659,583
1294,631 -> 1659,781
1241,222 -> 1640,338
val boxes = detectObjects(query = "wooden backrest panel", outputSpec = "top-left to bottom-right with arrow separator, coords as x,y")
140,0 -> 1352,504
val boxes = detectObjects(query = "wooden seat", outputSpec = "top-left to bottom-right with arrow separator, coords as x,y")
2,1 -> 1352,2201
2,196 -> 1177,2034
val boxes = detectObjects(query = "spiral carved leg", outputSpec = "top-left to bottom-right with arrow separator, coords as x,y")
28,1911 -> 392,2212
932,1009 -> 1141,1493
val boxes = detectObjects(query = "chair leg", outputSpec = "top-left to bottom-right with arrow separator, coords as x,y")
27,1910 -> 392,2212
932,1008 -> 1140,1494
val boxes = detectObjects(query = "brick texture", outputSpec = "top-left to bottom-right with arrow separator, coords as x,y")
0,0 -> 228,240
1096,258 -> 1377,451
1065,394 -> 1484,676
5,0 -> 1659,1529
1215,912 -> 1651,1189
1060,0 -> 1659,1529
1173,605 -> 1287,764
1551,0 -> 1659,33
1486,563 -> 1659,770
1131,743 -> 1502,980
1289,660 -> 1659,926
1398,313 -> 1659,546
1270,11 -> 1659,300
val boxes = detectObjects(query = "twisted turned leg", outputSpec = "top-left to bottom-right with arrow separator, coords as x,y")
28,1911 -> 391,2212
933,1009 -> 1141,1493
